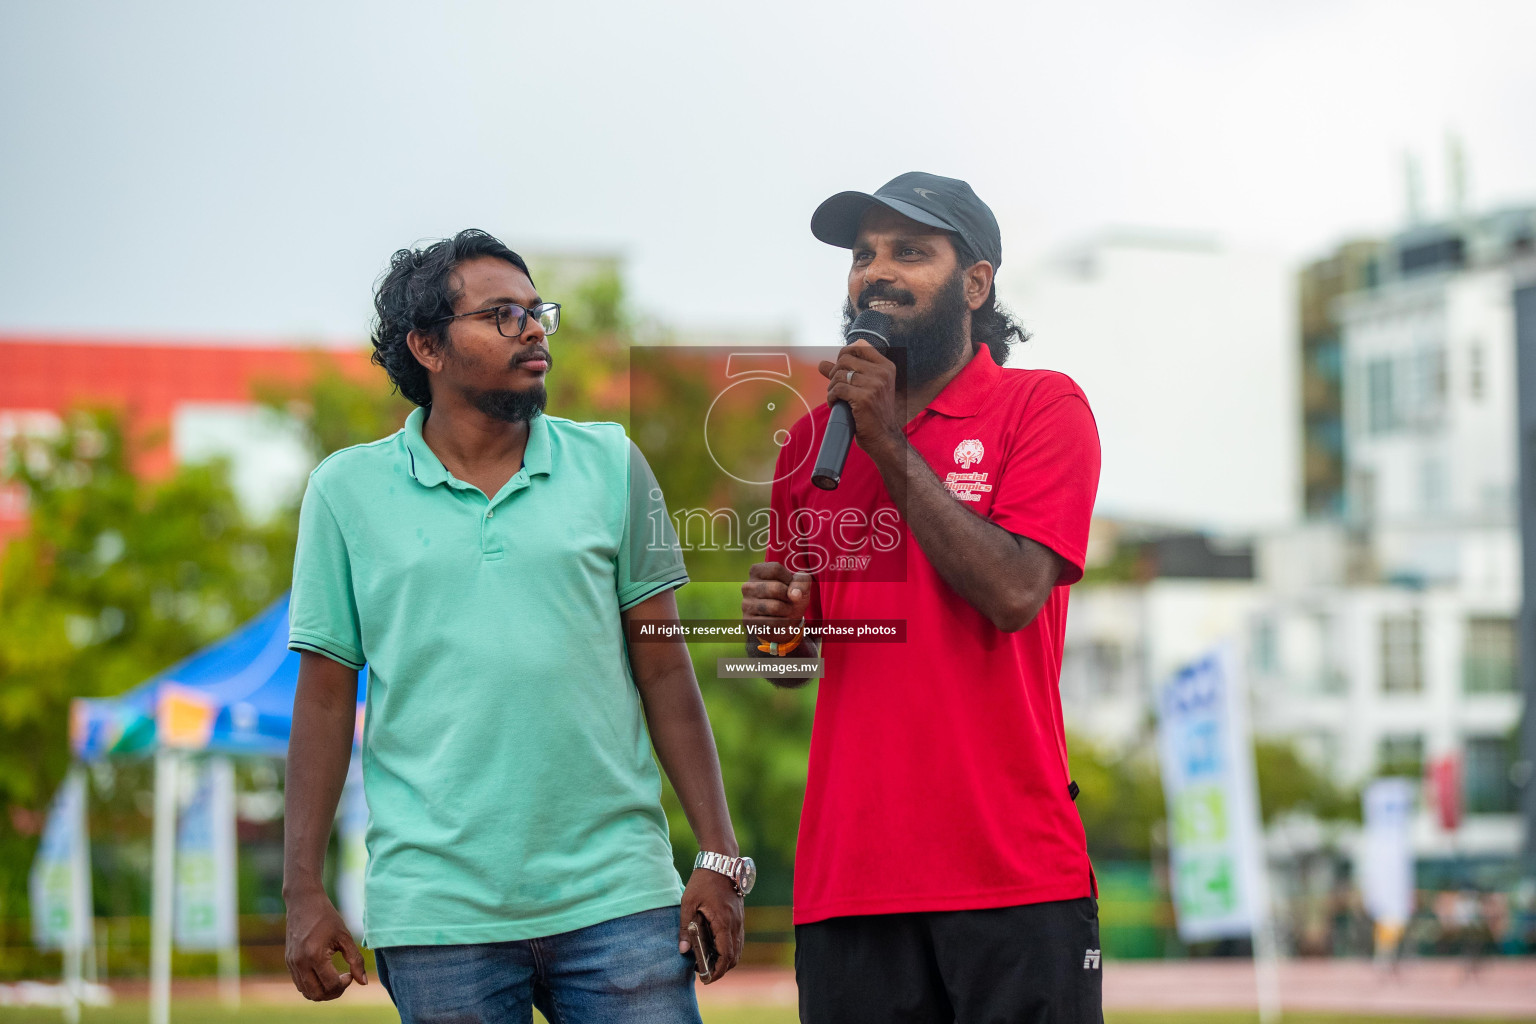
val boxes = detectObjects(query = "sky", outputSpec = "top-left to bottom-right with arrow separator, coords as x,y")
3,0 -> 1534,527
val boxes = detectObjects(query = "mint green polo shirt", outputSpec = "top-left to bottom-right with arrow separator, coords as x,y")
288,407 -> 690,947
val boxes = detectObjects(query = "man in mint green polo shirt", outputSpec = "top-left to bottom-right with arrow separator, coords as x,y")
282,229 -> 752,1023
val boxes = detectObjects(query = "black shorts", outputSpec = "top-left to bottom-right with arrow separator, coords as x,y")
795,897 -> 1103,1024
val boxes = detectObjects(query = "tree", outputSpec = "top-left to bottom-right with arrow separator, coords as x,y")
0,411 -> 295,917
1067,733 -> 1166,861
1066,732 -> 1360,865
1253,738 -> 1359,824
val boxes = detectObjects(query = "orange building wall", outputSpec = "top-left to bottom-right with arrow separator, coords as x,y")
0,334 -> 378,542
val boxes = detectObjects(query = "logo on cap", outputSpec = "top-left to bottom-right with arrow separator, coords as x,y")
913,187 -> 940,201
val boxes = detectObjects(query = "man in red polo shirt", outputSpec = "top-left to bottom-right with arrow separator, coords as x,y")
741,172 -> 1103,1023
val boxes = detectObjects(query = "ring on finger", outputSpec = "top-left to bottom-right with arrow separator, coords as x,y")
846,369 -> 855,384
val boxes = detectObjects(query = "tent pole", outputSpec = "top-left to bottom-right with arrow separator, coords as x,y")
149,749 -> 177,1024
212,756 -> 240,1009
62,926 -> 80,1024
63,763 -> 90,1024
74,762 -> 95,1010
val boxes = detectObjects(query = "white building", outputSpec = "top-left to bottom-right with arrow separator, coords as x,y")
1059,208 -> 1535,874
1336,212 -> 1534,592
1062,572 -> 1522,864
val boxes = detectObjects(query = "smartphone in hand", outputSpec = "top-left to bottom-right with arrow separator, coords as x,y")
686,915 -> 718,983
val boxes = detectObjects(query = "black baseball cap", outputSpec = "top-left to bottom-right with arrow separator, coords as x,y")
810,171 -> 1002,269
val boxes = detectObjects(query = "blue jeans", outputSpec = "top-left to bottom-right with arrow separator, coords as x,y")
374,906 -> 701,1024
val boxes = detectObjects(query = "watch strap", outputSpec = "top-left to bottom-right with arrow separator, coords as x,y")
694,851 -> 752,895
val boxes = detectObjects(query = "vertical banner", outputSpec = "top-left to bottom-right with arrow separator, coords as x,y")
336,756 -> 368,935
174,757 -> 238,951
1361,778 -> 1415,946
1427,754 -> 1463,832
1156,644 -> 1268,942
29,767 -> 92,952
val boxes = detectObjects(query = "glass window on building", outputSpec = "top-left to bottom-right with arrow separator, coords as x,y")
1377,733 -> 1424,777
1463,616 -> 1517,694
1463,735 -> 1518,814
1318,612 -> 1348,695
1351,468 -> 1377,523
1088,640 -> 1123,696
1367,358 -> 1396,434
1316,340 -> 1342,382
1381,613 -> 1423,694
1251,616 -> 1278,676
1428,347 -> 1448,405
1404,347 -> 1447,426
1421,458 -> 1446,515
1273,611 -> 1343,695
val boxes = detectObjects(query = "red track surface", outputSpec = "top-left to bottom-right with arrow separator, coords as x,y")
76,959 -> 1536,1018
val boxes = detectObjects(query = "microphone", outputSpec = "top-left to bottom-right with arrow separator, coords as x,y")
811,309 -> 893,490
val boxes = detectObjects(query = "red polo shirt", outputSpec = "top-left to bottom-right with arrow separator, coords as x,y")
766,344 -> 1101,925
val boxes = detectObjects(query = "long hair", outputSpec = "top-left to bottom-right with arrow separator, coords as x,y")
370,229 -> 534,407
952,236 -> 1029,365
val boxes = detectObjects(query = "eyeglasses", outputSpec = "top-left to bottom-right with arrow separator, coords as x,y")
433,301 -> 562,338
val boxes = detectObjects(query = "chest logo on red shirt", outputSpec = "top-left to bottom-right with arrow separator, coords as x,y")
953,439 -> 985,469
946,439 -> 992,503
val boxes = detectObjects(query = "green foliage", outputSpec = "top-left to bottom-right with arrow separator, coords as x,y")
1069,733 -> 1166,860
998,730 -> 1367,911
541,269 -> 633,427
1079,539 -> 1149,586
1253,738 -> 1360,824
253,356 -> 411,464
660,584 -> 816,904
1069,732 -> 1360,863
0,412 -> 295,917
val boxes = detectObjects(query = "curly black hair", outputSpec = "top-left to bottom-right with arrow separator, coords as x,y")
371,229 -> 535,407
951,235 -> 1029,366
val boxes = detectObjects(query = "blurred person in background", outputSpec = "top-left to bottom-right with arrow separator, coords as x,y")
1510,881 -> 1536,954
282,229 -> 752,1023
741,174 -> 1103,1023
1482,889 -> 1512,956
1449,886 -> 1492,977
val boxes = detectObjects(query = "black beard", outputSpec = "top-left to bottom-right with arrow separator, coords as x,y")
841,270 -> 970,389
468,385 -> 547,424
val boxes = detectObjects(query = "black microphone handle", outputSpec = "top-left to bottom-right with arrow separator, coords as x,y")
808,308 -> 892,491
810,399 -> 856,490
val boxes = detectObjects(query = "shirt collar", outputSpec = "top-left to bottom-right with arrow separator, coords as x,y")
924,344 -> 1003,419
402,406 -> 553,487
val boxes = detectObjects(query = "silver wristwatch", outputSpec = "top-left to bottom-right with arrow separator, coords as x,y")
693,851 -> 757,897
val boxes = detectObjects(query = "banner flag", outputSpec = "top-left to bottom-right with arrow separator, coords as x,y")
1361,778 -> 1416,927
29,769 -> 92,952
1156,644 -> 1269,943
174,757 -> 238,951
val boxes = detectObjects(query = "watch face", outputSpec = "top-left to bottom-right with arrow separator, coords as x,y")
740,858 -> 757,895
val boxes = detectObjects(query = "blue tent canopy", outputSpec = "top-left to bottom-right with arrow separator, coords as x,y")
71,594 -> 364,761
